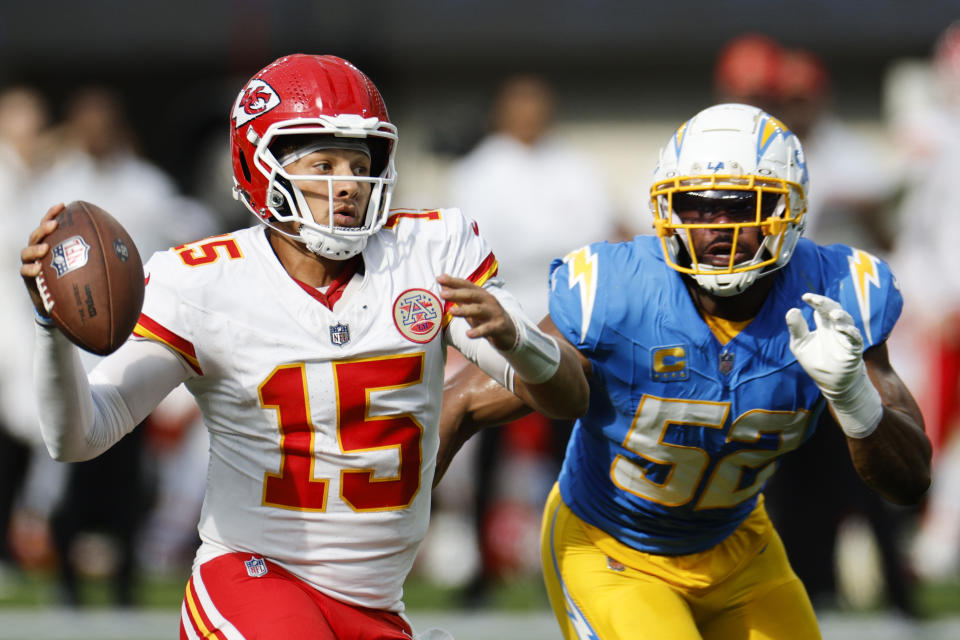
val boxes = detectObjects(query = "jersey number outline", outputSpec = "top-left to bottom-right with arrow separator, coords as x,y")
259,354 -> 425,512
610,395 -> 809,510
175,236 -> 243,266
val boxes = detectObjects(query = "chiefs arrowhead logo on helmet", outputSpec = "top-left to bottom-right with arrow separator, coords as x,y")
233,80 -> 281,127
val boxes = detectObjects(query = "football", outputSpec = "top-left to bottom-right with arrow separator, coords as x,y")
35,201 -> 145,355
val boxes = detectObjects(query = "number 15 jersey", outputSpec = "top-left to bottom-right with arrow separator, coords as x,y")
548,235 -> 901,556
133,208 -> 497,612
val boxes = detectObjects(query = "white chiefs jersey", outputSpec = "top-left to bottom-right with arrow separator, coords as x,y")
133,208 -> 498,612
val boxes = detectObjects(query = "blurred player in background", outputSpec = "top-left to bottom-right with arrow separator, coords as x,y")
890,21 -> 960,582
439,103 -> 930,639
38,87 -> 220,258
0,85 -> 53,595
444,74 -> 623,604
32,86 -> 220,607
448,74 -> 624,324
715,36 -> 897,255
20,54 -> 587,639
775,49 -> 897,255
713,33 -> 784,114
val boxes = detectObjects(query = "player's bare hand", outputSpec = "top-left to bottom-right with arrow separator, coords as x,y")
20,203 -> 63,316
438,274 -> 517,351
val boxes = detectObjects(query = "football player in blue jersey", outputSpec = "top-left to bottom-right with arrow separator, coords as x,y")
437,102 -> 931,639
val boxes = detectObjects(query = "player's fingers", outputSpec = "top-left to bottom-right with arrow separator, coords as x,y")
20,266 -> 41,285
439,281 -> 489,303
42,202 -> 65,221
440,290 -> 484,307
801,292 -> 841,313
464,316 -> 517,351
26,203 -> 64,244
800,294 -> 823,331
20,243 -> 49,267
802,293 -> 843,332
26,219 -> 59,247
463,321 -> 492,340
438,276 -> 500,315
436,274 -> 475,290
458,312 -> 500,336
20,261 -> 42,278
447,301 -> 489,320
835,323 -> 864,348
828,307 -> 854,326
449,298 -> 505,324
785,307 -> 810,341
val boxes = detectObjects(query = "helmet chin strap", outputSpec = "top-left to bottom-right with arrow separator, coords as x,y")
298,226 -> 366,260
692,267 -> 759,297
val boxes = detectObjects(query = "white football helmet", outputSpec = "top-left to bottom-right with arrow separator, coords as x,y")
650,103 -> 809,296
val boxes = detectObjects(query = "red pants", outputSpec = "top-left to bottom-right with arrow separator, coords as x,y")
180,553 -> 413,639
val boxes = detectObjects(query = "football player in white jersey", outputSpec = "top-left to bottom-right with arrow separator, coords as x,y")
20,54 -> 588,640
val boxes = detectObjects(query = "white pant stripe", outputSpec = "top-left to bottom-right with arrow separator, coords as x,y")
180,599 -> 202,640
548,505 -> 601,640
190,563 -> 247,640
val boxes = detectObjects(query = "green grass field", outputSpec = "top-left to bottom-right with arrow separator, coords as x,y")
0,568 -> 957,640
1,567 -> 958,616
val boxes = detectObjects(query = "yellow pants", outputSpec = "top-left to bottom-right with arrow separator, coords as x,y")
540,484 -> 821,640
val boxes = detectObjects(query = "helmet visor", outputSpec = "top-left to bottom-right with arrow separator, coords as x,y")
650,176 -> 802,276
671,189 -> 780,225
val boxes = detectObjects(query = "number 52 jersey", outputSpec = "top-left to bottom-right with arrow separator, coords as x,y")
548,235 -> 902,556
133,208 -> 497,612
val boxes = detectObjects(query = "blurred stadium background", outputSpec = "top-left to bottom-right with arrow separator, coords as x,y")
2,1 -> 960,638
4,0 -> 956,212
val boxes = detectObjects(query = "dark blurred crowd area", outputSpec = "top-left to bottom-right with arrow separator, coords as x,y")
1,19 -> 960,620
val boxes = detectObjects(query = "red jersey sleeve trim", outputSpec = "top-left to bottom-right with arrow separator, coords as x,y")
384,209 -> 442,229
133,313 -> 203,375
442,252 -> 499,327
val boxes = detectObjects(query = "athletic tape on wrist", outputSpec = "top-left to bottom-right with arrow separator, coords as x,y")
499,313 -> 560,385
446,317 -> 513,390
824,363 -> 883,439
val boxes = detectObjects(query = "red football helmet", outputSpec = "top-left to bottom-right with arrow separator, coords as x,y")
230,54 -> 398,259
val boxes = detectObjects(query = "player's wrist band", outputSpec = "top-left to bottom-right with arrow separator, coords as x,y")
498,313 -> 560,385
824,363 -> 883,439
34,308 -> 56,328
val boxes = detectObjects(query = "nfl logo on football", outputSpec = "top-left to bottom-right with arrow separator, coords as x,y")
52,235 -> 91,277
244,556 -> 268,578
330,323 -> 350,346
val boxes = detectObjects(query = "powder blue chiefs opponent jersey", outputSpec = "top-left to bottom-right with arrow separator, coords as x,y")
549,235 -> 901,555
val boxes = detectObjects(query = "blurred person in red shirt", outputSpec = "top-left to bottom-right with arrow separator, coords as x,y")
776,49 -> 897,254
714,33 -> 784,113
890,21 -> 960,582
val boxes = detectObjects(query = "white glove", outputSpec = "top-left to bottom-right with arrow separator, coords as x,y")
785,292 -> 883,438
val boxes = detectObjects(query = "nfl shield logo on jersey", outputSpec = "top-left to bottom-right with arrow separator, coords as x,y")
244,556 -> 268,578
330,322 -> 350,346
719,351 -> 735,375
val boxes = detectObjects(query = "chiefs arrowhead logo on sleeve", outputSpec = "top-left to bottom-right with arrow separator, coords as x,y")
233,80 -> 281,127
